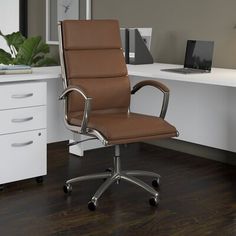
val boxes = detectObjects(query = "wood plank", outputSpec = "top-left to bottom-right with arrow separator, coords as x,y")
0,142 -> 235,236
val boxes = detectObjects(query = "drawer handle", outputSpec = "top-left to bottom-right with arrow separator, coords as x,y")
11,117 -> 34,123
11,141 -> 33,147
11,93 -> 33,99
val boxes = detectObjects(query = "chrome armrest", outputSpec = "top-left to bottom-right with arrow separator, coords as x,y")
131,80 -> 170,119
59,85 -> 92,134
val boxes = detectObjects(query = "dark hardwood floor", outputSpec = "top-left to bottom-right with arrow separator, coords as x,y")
0,142 -> 235,236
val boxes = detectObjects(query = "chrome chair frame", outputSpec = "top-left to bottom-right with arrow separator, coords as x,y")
58,21 -> 174,210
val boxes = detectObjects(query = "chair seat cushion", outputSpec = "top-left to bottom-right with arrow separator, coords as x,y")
69,112 -> 177,145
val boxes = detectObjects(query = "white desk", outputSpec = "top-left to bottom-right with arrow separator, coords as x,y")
128,63 -> 236,87
128,63 -> 236,153
1,63 -> 236,155
0,67 -> 71,144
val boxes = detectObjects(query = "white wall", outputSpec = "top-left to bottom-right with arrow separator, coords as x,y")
0,0 -> 19,54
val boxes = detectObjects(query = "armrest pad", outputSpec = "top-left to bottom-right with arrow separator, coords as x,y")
131,80 -> 169,94
131,80 -> 169,119
59,85 -> 92,134
59,85 -> 90,100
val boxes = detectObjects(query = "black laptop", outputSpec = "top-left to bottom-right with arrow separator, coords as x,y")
162,40 -> 214,74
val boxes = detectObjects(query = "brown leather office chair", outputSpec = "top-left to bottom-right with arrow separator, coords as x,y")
58,19 -> 178,211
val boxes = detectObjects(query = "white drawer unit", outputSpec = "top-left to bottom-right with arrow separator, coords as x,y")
0,81 -> 47,187
0,106 -> 46,135
0,82 -> 46,110
0,130 -> 46,184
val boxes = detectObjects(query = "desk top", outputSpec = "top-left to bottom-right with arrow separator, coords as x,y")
1,63 -> 236,87
127,63 -> 236,87
0,66 -> 61,83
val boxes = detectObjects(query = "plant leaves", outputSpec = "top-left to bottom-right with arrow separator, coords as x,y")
32,55 -> 44,64
15,36 -> 56,66
15,36 -> 43,65
0,49 -> 13,64
35,40 -> 50,55
0,31 -> 25,52
34,57 -> 57,67
0,31 -> 56,67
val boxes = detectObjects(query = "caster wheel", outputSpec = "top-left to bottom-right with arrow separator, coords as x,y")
63,184 -> 72,194
0,184 -> 4,191
35,176 -> 44,184
149,197 -> 159,207
152,178 -> 160,188
88,200 -> 97,211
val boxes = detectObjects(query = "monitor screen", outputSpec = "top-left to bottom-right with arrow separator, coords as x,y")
184,40 -> 214,71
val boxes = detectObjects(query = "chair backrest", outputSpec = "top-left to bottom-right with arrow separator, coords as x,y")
60,20 -> 131,116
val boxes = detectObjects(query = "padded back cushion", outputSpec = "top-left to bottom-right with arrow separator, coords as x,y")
61,20 -> 130,114
62,20 -> 122,50
65,50 -> 127,78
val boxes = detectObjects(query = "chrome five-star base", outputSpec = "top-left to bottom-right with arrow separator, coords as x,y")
63,145 -> 161,211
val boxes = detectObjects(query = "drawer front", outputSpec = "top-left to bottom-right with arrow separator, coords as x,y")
0,106 -> 46,135
0,82 -> 46,110
0,129 -> 46,184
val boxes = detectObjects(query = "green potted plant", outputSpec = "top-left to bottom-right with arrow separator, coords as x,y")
0,31 -> 56,66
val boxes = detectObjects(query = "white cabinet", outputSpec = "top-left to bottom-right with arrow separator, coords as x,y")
0,82 -> 46,109
0,130 -> 46,184
0,106 -> 46,135
0,81 -> 47,185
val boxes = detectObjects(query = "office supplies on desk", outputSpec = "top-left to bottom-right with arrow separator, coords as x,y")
0,65 -> 32,75
161,40 -> 214,74
120,28 -> 154,65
